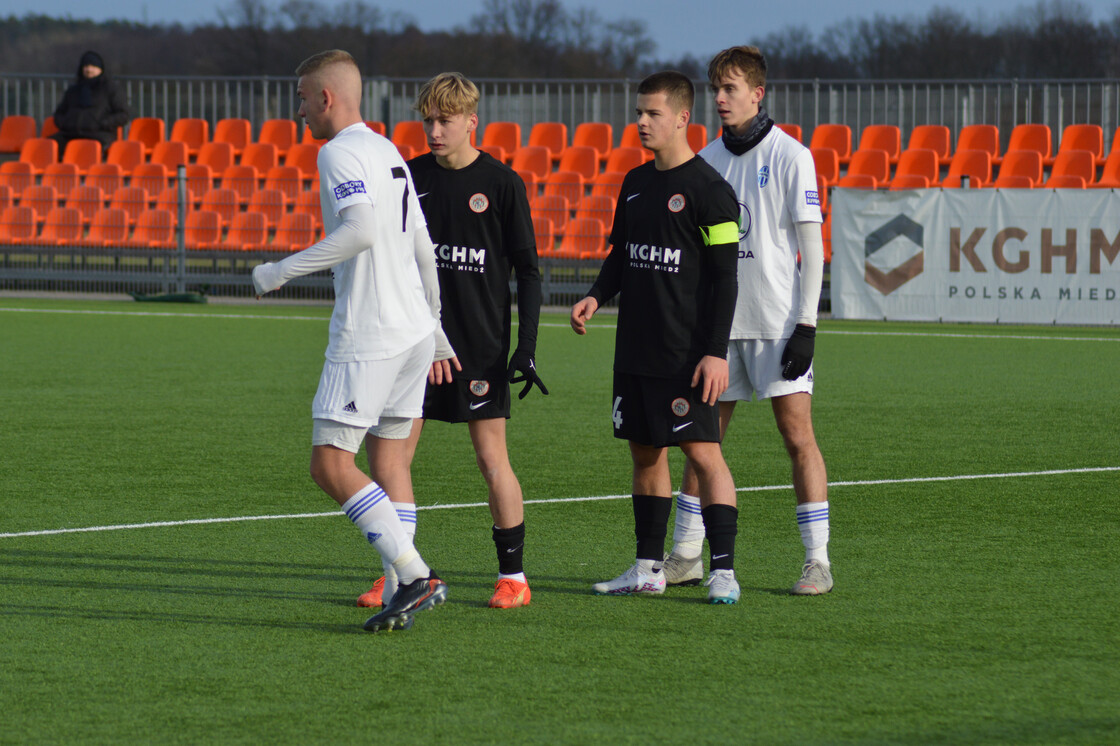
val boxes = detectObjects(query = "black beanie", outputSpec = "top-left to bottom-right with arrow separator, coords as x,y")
80,51 -> 105,70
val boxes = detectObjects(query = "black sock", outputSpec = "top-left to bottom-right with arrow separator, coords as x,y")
632,494 -> 672,561
702,504 -> 738,571
493,522 -> 526,576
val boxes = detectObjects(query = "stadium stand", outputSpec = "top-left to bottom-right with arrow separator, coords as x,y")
0,205 -> 36,243
391,121 -> 428,156
811,147 -> 840,187
42,163 -> 81,196
511,146 -> 551,181
530,193 -> 570,233
482,121 -> 521,163
994,150 -> 1043,187
557,217 -> 608,259
809,124 -> 852,165
301,125 -> 327,147
687,124 -> 708,153
1094,149 -> 1120,188
85,163 -> 124,196
515,169 -> 539,198
127,117 -> 166,157
542,170 -> 584,209
86,207 -> 130,246
39,206 -> 83,245
836,173 -> 877,189
1047,150 -> 1096,186
61,139 -> 102,174
0,115 -> 38,154
894,148 -> 940,186
572,122 -> 612,162
185,209 -> 222,249
620,123 -> 642,150
1004,123 -> 1052,166
125,208 -> 175,248
293,189 -> 323,229
284,143 -> 321,181
19,137 -> 59,174
945,149 -> 992,187
844,149 -> 890,187
479,144 -> 507,162
889,174 -> 931,190
20,185 -> 58,225
532,215 -> 554,255
248,188 -> 287,227
270,212 -> 316,251
604,147 -> 647,174
1057,124 -> 1104,166
224,210 -> 268,251
1044,174 -> 1087,189
151,141 -> 189,171
956,125 -> 1000,165
240,142 -> 279,175
988,174 -> 1034,189
108,186 -> 150,226
0,185 -> 11,213
590,170 -> 625,201
907,124 -> 952,166
170,118 -> 210,158
557,145 -> 599,181
0,161 -> 33,198
64,184 -> 105,225
200,187 -> 240,227
528,122 -> 567,162
258,119 -> 298,159
132,163 -> 170,196
857,124 -> 902,164
777,123 -> 802,142
106,140 -> 144,175
365,121 -> 387,136
39,118 -> 59,139
214,118 -> 252,158
573,194 -> 615,230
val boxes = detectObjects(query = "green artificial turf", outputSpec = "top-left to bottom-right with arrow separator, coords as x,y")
0,298 -> 1117,744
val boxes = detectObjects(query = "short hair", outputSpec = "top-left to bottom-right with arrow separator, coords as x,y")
708,46 -> 767,89
636,71 -> 694,114
295,49 -> 359,78
414,72 -> 480,118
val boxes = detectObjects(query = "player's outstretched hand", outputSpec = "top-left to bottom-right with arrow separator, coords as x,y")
570,296 -> 598,335
780,324 -> 816,380
430,356 -> 461,385
507,349 -> 548,399
691,355 -> 729,406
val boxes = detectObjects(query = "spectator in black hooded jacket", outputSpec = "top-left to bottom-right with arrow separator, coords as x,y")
50,50 -> 131,153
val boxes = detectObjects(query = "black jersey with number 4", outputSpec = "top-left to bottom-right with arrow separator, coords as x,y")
408,151 -> 542,377
589,156 -> 739,379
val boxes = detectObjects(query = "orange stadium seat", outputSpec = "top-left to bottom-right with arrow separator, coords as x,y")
108,186 -> 150,226
776,123 -> 802,142
1044,174 -> 1087,189
85,163 -> 124,196
532,215 -> 554,255
39,206 -> 83,245
293,189 -> 322,230
557,217 -> 608,259
1005,123 -> 1052,166
1093,149 -> 1120,188
889,174 -> 931,190
528,122 -> 567,162
810,147 -> 840,187
620,123 -> 643,150
836,173 -> 877,189
994,150 -> 1043,187
687,123 -> 709,153
1057,124 -> 1104,166
125,208 -> 175,248
542,170 -> 584,209
39,118 -> 59,139
247,188 -> 286,227
200,187 -> 239,227
301,125 -> 328,147
214,118 -> 252,157
127,117 -> 166,157
845,149 -> 890,186
153,186 -> 183,221
573,122 -> 612,162
482,121 -> 521,163
240,142 -> 279,174
895,148 -> 940,186
511,146 -> 551,181
197,141 -> 235,174
858,124 -> 902,164
258,119 -> 298,159
395,143 -> 415,161
0,115 -> 38,154
943,149 -> 991,187
86,207 -> 130,246
907,125 -> 952,166
574,194 -> 615,229
19,137 -> 59,174
956,125 -> 1000,165
0,184 -> 11,213
20,185 -> 58,225
182,163 -> 214,203
479,144 -> 507,162
42,163 -> 81,196
106,140 -> 144,175
988,174 -> 1034,189
170,118 -> 210,158
285,143 -> 321,181
809,124 -> 852,165
184,209 -> 222,249
557,145 -> 599,181
220,165 -> 259,204
0,161 -> 34,198
64,185 -> 105,225
264,165 -> 303,204
150,140 -> 188,171
224,210 -> 268,251
815,175 -> 829,215
590,170 -> 626,201
604,147 -> 647,174
0,205 -> 37,243
131,163 -> 170,196
365,121 -> 387,137
391,121 -> 428,156
514,169 -> 539,198
61,138 -> 102,174
270,212 -> 315,252
530,193 -> 570,234
1047,150 -> 1096,186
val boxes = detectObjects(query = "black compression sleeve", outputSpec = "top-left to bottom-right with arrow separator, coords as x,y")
706,241 -> 739,359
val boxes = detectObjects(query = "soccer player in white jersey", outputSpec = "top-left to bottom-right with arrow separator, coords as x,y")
666,45 -> 834,595
251,49 -> 458,632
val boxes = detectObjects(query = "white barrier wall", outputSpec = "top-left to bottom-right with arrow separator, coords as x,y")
831,188 -> 1120,325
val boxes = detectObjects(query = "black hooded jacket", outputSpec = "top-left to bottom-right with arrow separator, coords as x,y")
51,51 -> 131,146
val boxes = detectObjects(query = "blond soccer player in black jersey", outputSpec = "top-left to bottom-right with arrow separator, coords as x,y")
571,71 -> 743,604
357,73 -> 545,611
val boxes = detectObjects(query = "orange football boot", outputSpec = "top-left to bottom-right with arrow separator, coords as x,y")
489,577 -> 531,608
357,576 -> 385,608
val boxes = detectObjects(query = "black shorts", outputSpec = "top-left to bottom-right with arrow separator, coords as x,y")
611,371 -> 721,447
422,369 -> 511,423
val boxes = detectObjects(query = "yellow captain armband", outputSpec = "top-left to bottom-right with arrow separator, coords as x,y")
700,220 -> 740,246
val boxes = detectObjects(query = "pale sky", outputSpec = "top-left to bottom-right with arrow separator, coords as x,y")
8,0 -> 1120,62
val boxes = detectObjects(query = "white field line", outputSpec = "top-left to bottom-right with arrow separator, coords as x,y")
2,465 -> 1116,539
3,306 -> 1118,342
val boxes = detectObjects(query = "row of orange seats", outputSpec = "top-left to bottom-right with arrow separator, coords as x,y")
0,203 -> 320,251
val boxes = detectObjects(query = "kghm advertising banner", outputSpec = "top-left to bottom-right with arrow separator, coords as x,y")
831,189 -> 1120,325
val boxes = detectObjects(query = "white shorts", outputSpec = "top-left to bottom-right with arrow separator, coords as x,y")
311,334 -> 434,452
721,338 -> 814,402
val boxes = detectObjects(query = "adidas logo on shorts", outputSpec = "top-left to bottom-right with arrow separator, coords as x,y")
343,401 -> 358,413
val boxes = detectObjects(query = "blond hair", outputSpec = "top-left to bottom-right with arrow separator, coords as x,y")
414,72 -> 480,118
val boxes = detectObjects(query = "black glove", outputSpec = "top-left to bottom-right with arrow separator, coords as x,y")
780,324 -> 816,380
507,349 -> 549,399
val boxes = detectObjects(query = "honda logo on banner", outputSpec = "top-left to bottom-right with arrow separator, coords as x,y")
865,214 -> 924,295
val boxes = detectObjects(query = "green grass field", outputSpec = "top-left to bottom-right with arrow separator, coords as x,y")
1,296 -> 1118,745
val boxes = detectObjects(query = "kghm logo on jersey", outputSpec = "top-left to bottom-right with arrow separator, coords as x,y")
671,398 -> 690,417
470,380 -> 490,396
667,194 -> 686,213
758,165 -> 770,188
334,180 -> 367,199
627,242 -> 682,273
469,193 -> 489,213
435,244 -> 487,273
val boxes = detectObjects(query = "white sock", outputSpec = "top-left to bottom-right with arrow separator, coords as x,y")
380,501 -> 417,597
636,558 -> 659,574
797,501 -> 830,566
341,484 -> 429,585
671,493 -> 704,559
498,572 -> 527,583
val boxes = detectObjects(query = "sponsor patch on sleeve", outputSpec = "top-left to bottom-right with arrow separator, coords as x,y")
333,180 -> 367,200
805,190 -> 820,206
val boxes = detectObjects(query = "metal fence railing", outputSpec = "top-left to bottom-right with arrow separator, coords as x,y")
4,73 -> 1119,152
